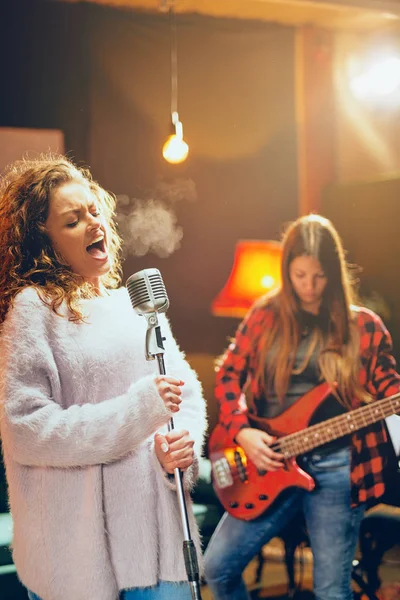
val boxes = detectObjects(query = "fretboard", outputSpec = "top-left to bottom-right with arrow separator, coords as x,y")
279,393 -> 400,458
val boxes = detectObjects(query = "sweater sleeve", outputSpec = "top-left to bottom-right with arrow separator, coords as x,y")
150,313 -> 207,491
0,290 -> 173,468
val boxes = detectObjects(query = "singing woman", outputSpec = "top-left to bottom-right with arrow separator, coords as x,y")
0,154 -> 207,600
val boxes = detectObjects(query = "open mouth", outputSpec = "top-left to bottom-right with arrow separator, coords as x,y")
86,235 -> 108,259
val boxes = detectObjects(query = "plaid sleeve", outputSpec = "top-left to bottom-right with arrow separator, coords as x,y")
351,308 -> 400,507
215,305 -> 270,442
360,309 -> 400,399
351,421 -> 388,506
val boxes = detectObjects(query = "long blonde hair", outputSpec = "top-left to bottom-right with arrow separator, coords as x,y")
256,214 -> 370,408
0,154 -> 122,324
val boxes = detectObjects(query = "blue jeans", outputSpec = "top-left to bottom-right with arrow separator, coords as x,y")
204,447 -> 365,600
27,580 -> 191,600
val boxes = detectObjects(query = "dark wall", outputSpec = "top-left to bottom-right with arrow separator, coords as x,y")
322,177 -> 400,362
1,0 -> 299,355
1,0 -> 91,162
86,5 -> 299,353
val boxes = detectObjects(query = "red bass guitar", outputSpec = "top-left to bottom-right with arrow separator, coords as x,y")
208,382 -> 400,521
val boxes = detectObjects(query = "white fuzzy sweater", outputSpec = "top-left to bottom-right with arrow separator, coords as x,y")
0,287 -> 207,600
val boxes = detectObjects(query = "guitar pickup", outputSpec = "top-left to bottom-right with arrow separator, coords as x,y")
234,450 -> 248,483
212,457 -> 234,489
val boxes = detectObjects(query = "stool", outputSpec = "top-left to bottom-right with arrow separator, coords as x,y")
355,505 -> 400,595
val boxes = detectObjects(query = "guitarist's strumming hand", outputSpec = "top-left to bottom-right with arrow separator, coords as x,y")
235,428 -> 285,472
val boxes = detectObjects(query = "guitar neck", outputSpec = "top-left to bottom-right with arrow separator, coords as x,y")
279,393 -> 400,458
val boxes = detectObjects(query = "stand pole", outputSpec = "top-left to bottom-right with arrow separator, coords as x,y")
147,321 -> 202,600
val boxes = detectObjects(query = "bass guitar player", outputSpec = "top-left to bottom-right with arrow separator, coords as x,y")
204,214 -> 400,600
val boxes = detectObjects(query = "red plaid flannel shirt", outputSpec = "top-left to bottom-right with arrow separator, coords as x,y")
215,303 -> 400,508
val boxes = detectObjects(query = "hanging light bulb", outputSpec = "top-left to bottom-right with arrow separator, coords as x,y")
162,3 -> 189,164
162,111 -> 189,164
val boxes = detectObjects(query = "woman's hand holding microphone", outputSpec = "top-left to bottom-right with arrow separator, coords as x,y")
154,375 -> 195,474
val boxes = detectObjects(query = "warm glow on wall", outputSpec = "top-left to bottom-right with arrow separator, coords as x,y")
346,47 -> 400,103
211,240 -> 282,318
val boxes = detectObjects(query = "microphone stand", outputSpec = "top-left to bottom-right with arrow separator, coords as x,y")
144,313 -> 202,600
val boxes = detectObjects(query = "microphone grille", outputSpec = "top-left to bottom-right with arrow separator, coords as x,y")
126,268 -> 169,314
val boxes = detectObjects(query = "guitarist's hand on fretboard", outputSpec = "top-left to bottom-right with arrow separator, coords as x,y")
236,428 -> 285,472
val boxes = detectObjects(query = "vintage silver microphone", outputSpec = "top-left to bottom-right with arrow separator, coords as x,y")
127,269 -> 170,362
126,268 -> 202,600
127,268 -> 169,315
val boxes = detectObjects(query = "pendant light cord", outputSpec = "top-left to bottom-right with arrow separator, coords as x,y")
169,4 -> 178,119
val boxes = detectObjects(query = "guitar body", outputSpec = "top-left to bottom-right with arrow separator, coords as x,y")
209,382 -> 332,521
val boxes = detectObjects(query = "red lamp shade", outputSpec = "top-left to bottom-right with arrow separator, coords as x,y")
211,240 -> 282,318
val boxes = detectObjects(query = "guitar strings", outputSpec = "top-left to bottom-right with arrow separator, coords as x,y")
266,394 -> 400,458
225,395 -> 400,478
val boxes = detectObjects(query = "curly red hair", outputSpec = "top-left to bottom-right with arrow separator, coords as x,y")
0,154 -> 122,324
